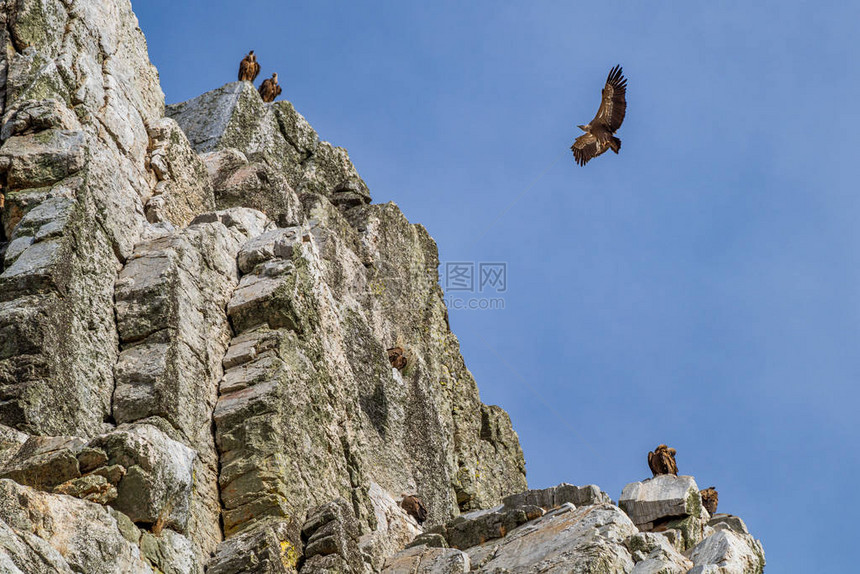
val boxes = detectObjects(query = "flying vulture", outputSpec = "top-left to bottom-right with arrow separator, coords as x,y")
259,73 -> 282,103
701,486 -> 719,515
238,51 -> 260,82
571,65 -> 627,166
647,444 -> 678,476
400,495 -> 427,525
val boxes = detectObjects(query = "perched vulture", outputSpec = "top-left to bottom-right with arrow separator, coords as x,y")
571,65 -> 627,166
387,347 -> 407,371
701,486 -> 719,515
238,51 -> 260,82
259,73 -> 282,103
400,495 -> 427,525
647,444 -> 678,476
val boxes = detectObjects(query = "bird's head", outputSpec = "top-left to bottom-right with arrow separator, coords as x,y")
249,50 -> 254,55
272,73 -> 278,81
577,124 -> 589,132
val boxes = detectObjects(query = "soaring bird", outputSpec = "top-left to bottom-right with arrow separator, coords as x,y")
259,73 -> 282,103
701,486 -> 719,515
400,495 -> 427,525
647,444 -> 678,476
571,65 -> 627,166
238,51 -> 260,82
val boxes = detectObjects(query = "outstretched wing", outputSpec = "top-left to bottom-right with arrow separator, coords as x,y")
592,65 -> 627,132
571,132 -> 606,166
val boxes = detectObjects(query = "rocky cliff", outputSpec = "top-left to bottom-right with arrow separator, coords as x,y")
0,1 -> 763,573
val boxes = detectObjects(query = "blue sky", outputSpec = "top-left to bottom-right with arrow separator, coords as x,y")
134,2 -> 858,570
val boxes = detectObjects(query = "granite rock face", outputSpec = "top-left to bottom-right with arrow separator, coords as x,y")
0,0 -> 526,571
0,1 -> 766,572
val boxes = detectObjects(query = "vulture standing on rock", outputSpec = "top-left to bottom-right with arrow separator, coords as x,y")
387,347 -> 408,371
238,51 -> 260,82
259,73 -> 282,103
701,486 -> 719,515
647,444 -> 678,476
401,495 -> 427,525
571,65 -> 627,166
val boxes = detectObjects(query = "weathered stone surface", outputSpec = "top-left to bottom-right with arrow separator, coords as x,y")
708,514 -> 750,535
0,479 -> 152,573
0,425 -> 28,468
620,474 -> 705,529
359,481 -> 423,570
406,533 -> 448,549
201,148 -> 303,227
465,503 -> 637,573
90,423 -> 195,531
167,82 -> 370,208
140,529 -> 201,574
626,532 -> 693,573
0,0 -> 163,440
76,446 -> 109,473
301,499 -> 367,574
0,98 -> 80,141
501,482 -> 611,511
0,129 -> 85,188
144,117 -> 215,227
686,528 -> 766,574
658,513 -> 710,551
207,520 -> 301,574
433,503 -> 544,550
0,434 -> 84,489
112,208 -> 270,559
53,473 -> 118,505
382,545 -> 470,574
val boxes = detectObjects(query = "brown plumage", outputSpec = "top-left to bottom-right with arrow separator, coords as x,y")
400,495 -> 427,524
259,73 -> 282,103
647,444 -> 678,476
571,65 -> 627,166
387,347 -> 407,371
238,51 -> 260,82
701,487 -> 719,515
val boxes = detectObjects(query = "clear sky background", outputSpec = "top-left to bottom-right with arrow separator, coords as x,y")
133,2 -> 858,570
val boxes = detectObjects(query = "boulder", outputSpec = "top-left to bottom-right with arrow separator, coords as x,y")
89,424 -> 196,531
433,503 -> 543,550
382,546 -> 470,574
619,474 -> 705,529
0,435 -> 84,489
687,529 -> 766,574
465,503 -> 637,573
626,532 -> 693,573
207,520 -> 301,574
501,482 -> 611,511
0,479 -> 151,573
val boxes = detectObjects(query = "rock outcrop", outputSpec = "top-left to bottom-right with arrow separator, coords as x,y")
384,483 -> 764,574
0,1 -> 764,572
